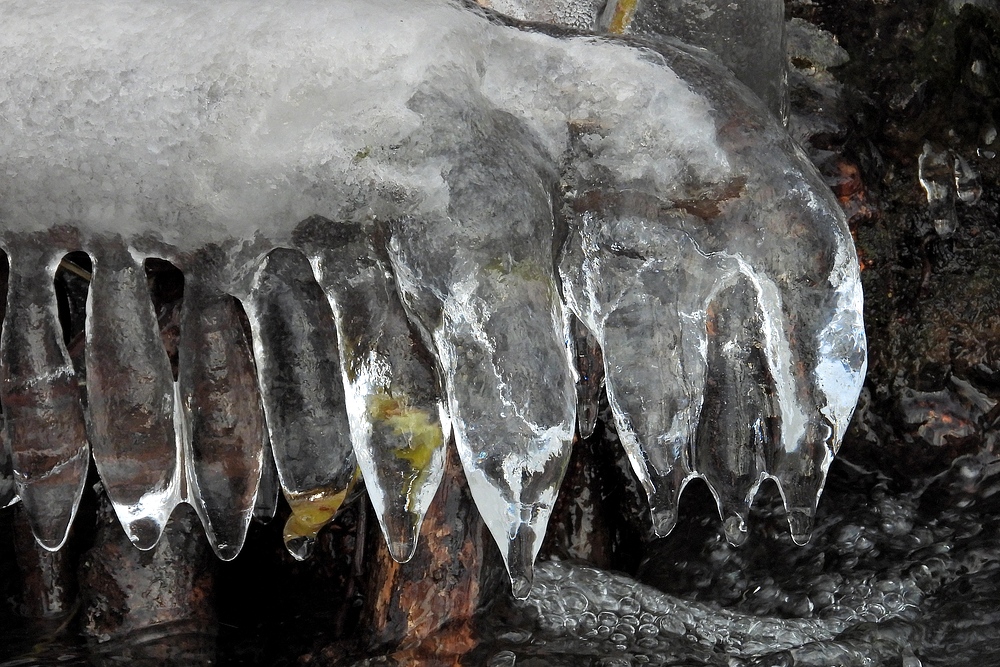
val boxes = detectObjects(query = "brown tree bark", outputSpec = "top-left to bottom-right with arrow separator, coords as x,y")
361,442 -> 505,663
78,498 -> 216,654
13,503 -> 76,619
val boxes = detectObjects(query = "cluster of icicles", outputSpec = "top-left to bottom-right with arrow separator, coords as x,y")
0,232 -> 854,599
0,0 -> 868,599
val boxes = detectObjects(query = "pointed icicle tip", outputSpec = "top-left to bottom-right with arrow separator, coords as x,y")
382,509 -> 422,563
389,539 -> 416,563
577,401 -> 598,440
284,535 -> 315,561
126,516 -> 165,551
208,534 -> 244,561
651,507 -> 678,539
787,508 -> 815,546
511,573 -> 534,601
507,521 -> 537,600
281,486 -> 349,561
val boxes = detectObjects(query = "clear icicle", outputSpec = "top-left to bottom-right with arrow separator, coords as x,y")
85,241 -> 180,549
0,421 -> 13,509
0,0 -> 867,566
760,235 -> 866,548
389,244 -> 576,596
561,221 -> 730,538
434,275 -> 576,598
304,220 -> 447,565
384,99 -> 578,596
572,315 -> 604,440
253,430 -> 280,525
245,247 -> 356,560
695,281 -> 772,548
179,275 -> 265,561
0,256 -> 14,509
0,243 -> 89,550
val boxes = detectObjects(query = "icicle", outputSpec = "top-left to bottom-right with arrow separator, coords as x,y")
694,280 -> 772,547
382,93 -> 582,596
253,431 -> 280,525
748,226 -> 866,548
245,247 -> 356,560
0,242 -> 89,550
562,221 -> 737,538
436,278 -> 576,598
0,254 -> 13,509
572,315 -> 604,440
281,473 -> 361,560
85,241 -> 180,549
178,272 -> 265,561
0,423 -> 13,509
0,0 -> 868,565
389,240 -> 576,597
305,220 -> 447,565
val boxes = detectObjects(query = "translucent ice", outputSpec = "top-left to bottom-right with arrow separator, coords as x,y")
179,272 -> 266,560
482,0 -> 789,121
0,0 -> 865,592
245,248 -> 357,559
86,241 -> 180,549
253,431 -> 281,525
0,239 -> 89,550
0,426 -> 13,510
0,255 -> 15,509
623,0 -> 790,122
301,220 -> 448,564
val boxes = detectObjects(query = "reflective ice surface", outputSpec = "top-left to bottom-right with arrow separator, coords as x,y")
0,0 -> 865,595
87,242 -> 179,550
624,0 -> 790,122
246,247 -> 357,559
482,0 -> 789,121
0,239 -> 90,551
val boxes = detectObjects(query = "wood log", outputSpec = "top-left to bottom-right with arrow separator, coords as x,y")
361,441 -> 505,662
78,497 -> 215,645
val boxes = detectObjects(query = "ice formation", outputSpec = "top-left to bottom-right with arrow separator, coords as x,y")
483,0 -> 789,121
0,0 -> 866,597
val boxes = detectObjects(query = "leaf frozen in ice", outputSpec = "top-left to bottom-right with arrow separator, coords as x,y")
0,0 -> 866,577
245,247 -> 357,560
299,218 -> 448,564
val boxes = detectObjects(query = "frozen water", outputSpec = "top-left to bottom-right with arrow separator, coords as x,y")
253,431 -> 280,524
0,256 -> 15,510
0,0 -> 865,593
0,430 -> 13,509
178,273 -> 266,561
571,316 -> 604,439
302,220 -> 448,564
487,0 -> 606,31
0,240 -> 90,551
624,0 -> 790,122
481,0 -> 789,121
245,247 -> 357,559
86,242 -> 180,550
521,560 -> 845,656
